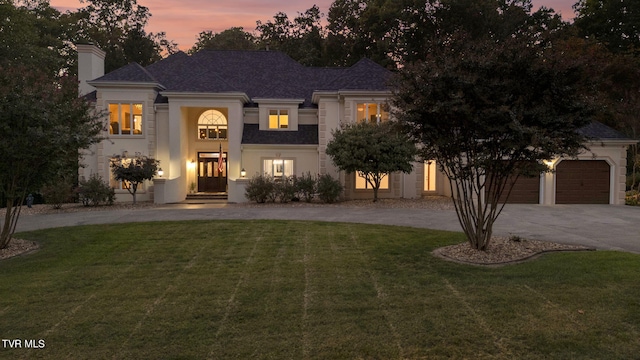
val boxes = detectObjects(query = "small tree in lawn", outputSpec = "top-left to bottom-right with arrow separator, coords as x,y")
326,121 -> 417,202
391,31 -> 593,251
110,153 -> 159,204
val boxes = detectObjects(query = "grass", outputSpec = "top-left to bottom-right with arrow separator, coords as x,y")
1,220 -> 640,359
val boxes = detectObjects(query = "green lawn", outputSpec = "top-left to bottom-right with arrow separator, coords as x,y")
1,220 -> 640,359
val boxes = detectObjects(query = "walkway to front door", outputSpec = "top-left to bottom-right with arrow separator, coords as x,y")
197,152 -> 226,192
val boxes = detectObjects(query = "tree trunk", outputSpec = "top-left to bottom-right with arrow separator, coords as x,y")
447,172 -> 506,251
0,199 -> 22,249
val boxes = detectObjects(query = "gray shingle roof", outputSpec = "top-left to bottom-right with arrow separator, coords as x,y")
578,121 -> 631,140
241,124 -> 318,145
94,50 -> 392,107
94,62 -> 158,83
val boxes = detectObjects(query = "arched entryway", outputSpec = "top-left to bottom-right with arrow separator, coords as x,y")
196,110 -> 227,193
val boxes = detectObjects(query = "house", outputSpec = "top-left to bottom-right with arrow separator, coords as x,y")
77,44 -> 633,205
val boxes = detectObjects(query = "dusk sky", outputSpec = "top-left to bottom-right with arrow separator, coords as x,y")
49,0 -> 578,50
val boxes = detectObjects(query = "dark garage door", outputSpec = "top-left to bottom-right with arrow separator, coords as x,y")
556,160 -> 610,204
487,175 -> 540,204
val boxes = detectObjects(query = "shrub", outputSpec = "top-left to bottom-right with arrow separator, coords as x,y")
245,173 -> 275,203
274,176 -> 297,203
316,174 -> 343,203
295,172 -> 316,202
41,178 -> 74,209
626,190 -> 640,206
76,174 -> 114,206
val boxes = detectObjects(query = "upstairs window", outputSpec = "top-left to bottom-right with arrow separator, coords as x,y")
357,103 -> 389,124
109,103 -> 143,135
269,109 -> 289,129
198,110 -> 227,140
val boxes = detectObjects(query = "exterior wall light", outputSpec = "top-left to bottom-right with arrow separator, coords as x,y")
240,168 -> 246,178
543,160 -> 554,169
157,168 -> 164,177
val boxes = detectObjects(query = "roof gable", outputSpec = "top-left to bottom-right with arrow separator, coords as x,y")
94,62 -> 158,83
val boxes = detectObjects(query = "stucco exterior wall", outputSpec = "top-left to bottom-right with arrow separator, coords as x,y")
240,145 -> 319,179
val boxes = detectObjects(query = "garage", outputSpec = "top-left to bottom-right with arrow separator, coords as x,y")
556,160 -> 610,204
486,175 -> 540,204
503,175 -> 541,203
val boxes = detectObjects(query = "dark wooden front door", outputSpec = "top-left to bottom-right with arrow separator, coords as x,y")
197,152 -> 226,192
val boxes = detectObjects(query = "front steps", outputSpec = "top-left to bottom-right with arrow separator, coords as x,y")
184,192 -> 228,203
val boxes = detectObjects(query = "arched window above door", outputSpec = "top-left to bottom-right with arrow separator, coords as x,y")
198,110 -> 227,140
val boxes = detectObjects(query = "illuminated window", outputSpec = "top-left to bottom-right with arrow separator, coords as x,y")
109,103 -> 143,135
264,159 -> 294,178
269,109 -> 289,129
198,110 -> 227,140
424,160 -> 437,191
356,103 -> 389,123
355,173 -> 389,190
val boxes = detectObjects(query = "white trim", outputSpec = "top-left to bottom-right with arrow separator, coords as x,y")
552,158 -> 615,204
160,92 -> 250,103
253,98 -> 305,105
89,81 -> 164,90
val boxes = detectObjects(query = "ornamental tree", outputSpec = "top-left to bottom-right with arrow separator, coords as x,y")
326,121 -> 417,202
110,154 -> 159,204
391,31 -> 593,251
0,65 -> 104,249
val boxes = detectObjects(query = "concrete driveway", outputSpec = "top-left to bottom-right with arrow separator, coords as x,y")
12,203 -> 640,254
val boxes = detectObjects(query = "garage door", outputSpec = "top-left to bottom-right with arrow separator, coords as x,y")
486,175 -> 540,204
556,160 -> 610,204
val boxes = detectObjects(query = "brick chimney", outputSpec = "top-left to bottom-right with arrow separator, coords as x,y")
77,43 -> 105,96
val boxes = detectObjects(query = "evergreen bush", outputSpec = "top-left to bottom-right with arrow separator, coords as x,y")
316,174 -> 343,203
245,173 -> 275,203
76,174 -> 114,206
295,172 -> 316,202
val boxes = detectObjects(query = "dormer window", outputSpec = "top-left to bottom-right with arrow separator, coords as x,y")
269,109 -> 289,129
198,109 -> 227,140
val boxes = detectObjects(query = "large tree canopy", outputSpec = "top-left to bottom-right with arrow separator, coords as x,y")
68,0 -> 177,72
573,0 -> 640,55
0,66 -> 104,248
0,0 -> 70,75
189,27 -> 258,54
256,5 -> 326,66
391,24 -> 593,250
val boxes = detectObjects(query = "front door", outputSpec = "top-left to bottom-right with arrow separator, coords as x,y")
197,152 -> 226,192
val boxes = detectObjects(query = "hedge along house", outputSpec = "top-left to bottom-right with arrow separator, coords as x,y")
77,44 -> 633,205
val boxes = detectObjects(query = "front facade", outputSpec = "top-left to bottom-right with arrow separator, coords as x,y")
77,44 -> 632,205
